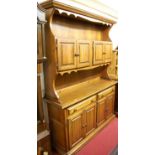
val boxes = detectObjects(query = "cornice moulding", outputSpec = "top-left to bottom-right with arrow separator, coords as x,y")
40,0 -> 118,24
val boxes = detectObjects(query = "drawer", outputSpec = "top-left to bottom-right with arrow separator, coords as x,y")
67,96 -> 96,115
98,86 -> 115,100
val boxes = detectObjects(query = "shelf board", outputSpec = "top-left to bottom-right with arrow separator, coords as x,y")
57,77 -> 117,108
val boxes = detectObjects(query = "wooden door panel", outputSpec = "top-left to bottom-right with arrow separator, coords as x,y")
85,104 -> 96,136
57,39 -> 76,71
104,42 -> 112,63
68,113 -> 83,149
77,40 -> 92,68
93,41 -> 104,65
97,99 -> 106,126
105,93 -> 115,119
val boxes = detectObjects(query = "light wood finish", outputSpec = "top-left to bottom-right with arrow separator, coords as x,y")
105,93 -> 115,119
93,41 -> 104,65
85,103 -> 96,136
53,14 -> 106,41
67,96 -> 96,148
98,86 -> 114,100
93,41 -> 112,66
67,114 -> 115,155
57,78 -> 116,108
67,96 -> 96,115
107,48 -> 118,80
77,40 -> 92,68
97,89 -> 115,127
68,112 -> 83,149
39,1 -> 118,154
57,39 -> 92,71
46,85 -> 116,154
104,42 -> 112,63
57,39 -> 77,71
97,98 -> 106,126
40,0 -> 117,24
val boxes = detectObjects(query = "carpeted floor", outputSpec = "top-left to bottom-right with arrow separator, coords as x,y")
53,118 -> 118,155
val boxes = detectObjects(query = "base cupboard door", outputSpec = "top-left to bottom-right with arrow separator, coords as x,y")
97,98 -> 106,126
85,103 -> 96,136
105,93 -> 115,119
68,113 -> 83,149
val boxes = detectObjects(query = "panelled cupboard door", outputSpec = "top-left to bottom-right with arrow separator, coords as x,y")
77,40 -> 92,68
57,39 -> 77,71
85,103 -> 96,136
97,98 -> 106,126
104,42 -> 112,63
93,41 -> 104,65
68,113 -> 83,149
105,93 -> 115,119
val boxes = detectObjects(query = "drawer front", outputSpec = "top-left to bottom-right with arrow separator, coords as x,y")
98,86 -> 115,100
67,96 -> 96,116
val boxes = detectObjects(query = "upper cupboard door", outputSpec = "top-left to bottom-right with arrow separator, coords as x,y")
104,42 -> 112,63
57,39 -> 77,71
77,40 -> 92,68
93,41 -> 104,65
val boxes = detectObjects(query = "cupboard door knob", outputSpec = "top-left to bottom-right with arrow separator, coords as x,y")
82,124 -> 87,128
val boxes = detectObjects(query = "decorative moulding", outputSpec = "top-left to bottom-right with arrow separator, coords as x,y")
40,0 -> 118,24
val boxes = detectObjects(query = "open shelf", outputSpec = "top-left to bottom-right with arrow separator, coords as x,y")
57,77 -> 117,108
